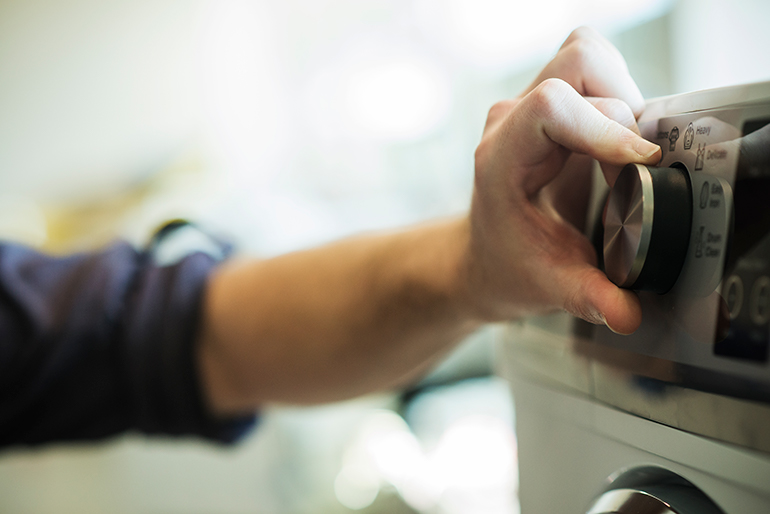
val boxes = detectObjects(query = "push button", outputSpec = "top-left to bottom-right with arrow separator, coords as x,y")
723,275 -> 744,320
750,276 -> 770,325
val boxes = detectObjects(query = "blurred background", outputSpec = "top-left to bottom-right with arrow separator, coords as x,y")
0,0 -> 769,512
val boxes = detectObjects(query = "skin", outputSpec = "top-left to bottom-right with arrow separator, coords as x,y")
197,27 -> 662,416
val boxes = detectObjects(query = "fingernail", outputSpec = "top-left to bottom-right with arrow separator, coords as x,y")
602,314 -> 634,335
634,138 -> 660,160
602,314 -> 622,334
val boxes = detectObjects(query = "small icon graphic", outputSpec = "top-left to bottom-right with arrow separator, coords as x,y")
700,182 -> 710,209
695,143 -> 705,170
684,122 -> 695,150
695,226 -> 704,258
668,126 -> 680,151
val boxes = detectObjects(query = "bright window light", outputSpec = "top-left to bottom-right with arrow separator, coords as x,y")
431,415 -> 516,490
334,462 -> 381,510
345,59 -> 451,140
415,0 -> 674,71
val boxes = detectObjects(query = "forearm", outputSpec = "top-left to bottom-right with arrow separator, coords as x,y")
198,217 -> 481,415
196,27 -> 662,417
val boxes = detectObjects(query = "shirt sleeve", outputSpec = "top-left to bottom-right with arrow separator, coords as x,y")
0,241 -> 257,447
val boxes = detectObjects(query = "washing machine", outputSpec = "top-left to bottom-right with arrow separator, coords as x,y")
500,81 -> 770,514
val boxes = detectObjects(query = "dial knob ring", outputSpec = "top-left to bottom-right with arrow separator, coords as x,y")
603,163 -> 693,294
604,163 -> 655,288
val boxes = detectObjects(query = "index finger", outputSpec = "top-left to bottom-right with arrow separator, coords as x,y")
503,79 -> 660,195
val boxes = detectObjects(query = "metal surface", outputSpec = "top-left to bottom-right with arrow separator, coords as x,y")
586,476 -> 726,514
502,318 -> 770,454
507,364 -> 770,514
603,163 -> 654,287
586,489 -> 677,514
640,81 -> 770,123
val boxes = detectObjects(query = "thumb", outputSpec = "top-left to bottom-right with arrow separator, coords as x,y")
562,265 -> 642,334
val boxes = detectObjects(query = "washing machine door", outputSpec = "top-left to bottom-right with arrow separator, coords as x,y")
586,468 -> 725,514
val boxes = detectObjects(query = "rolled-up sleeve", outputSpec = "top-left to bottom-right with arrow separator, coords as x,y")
0,242 -> 256,447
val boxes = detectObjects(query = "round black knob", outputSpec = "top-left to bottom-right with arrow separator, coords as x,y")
603,163 -> 693,294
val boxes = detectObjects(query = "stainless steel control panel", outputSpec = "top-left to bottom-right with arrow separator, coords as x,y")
596,81 -> 770,401
502,83 -> 770,455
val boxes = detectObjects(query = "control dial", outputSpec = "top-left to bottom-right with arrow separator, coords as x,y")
603,163 -> 693,294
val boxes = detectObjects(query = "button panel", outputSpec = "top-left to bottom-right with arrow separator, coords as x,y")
715,263 -> 770,363
712,117 -> 770,363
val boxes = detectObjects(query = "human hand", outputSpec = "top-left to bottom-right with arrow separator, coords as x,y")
463,27 -> 662,334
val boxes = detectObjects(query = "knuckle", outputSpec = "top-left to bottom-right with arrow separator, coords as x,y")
527,78 -> 571,117
477,100 -> 516,167
568,25 -> 598,42
566,36 -> 603,68
483,99 -> 516,133
473,137 -> 493,182
487,99 -> 515,120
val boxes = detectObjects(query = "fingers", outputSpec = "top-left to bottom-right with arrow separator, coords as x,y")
502,79 -> 660,195
532,80 -> 656,163
560,26 -> 624,64
471,30 -> 653,333
585,96 -> 646,187
586,97 -> 639,135
524,26 -> 645,118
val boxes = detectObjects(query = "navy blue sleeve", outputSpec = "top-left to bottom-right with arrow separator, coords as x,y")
0,241 -> 257,447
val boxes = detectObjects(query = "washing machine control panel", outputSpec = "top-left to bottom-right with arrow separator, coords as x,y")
594,82 -> 770,401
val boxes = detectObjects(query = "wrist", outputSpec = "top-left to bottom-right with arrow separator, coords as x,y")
444,215 -> 502,325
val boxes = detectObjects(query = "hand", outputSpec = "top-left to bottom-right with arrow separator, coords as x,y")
463,27 -> 662,334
